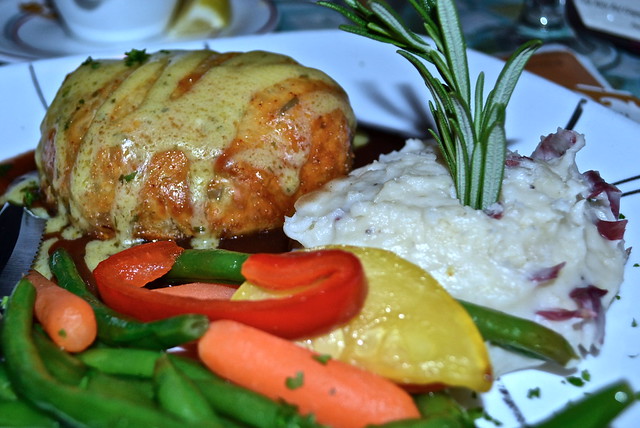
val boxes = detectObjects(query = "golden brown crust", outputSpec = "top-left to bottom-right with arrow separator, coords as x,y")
35,50 -> 356,244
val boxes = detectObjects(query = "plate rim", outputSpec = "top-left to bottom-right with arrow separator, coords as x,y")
0,0 -> 279,63
0,27 -> 638,427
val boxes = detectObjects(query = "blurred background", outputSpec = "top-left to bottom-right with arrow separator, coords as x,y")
1,0 -> 638,117
273,0 -> 640,118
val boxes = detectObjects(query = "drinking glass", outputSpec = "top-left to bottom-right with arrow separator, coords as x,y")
463,0 -> 617,69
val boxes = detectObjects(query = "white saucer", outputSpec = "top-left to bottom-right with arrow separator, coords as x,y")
0,0 -> 278,62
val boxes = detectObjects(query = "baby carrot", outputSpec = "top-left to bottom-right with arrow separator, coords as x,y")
198,320 -> 420,428
28,271 -> 97,352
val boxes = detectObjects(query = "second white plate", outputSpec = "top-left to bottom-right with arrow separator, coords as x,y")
0,0 -> 278,62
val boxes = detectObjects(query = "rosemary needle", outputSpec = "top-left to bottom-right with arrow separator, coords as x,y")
319,0 -> 541,210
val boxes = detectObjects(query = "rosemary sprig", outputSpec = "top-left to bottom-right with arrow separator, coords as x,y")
319,0 -> 541,210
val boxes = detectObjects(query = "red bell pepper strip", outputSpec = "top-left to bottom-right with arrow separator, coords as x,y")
93,241 -> 367,339
151,282 -> 238,300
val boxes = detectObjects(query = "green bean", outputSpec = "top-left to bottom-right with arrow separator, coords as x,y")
458,300 -> 578,365
0,399 -> 60,427
78,348 -> 162,378
166,248 -> 248,284
82,368 -> 155,407
54,244 -> 578,365
1,278 -> 214,428
366,416 -> 466,428
32,327 -> 87,386
49,248 -> 209,349
65,345 -> 321,428
530,380 -> 637,428
169,355 -> 323,428
216,416 -> 252,428
0,318 -> 4,358
157,246 -> 579,366
0,362 -> 18,401
33,309 -> 156,407
154,354 -> 222,425
366,391 -> 476,428
413,391 -> 474,427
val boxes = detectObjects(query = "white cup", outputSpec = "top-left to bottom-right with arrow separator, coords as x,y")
51,0 -> 181,43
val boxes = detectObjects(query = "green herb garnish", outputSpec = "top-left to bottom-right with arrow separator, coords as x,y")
527,387 -> 541,399
21,183 -> 41,208
119,171 -> 137,183
566,370 -> 590,387
285,371 -> 305,390
566,376 -> 585,387
124,49 -> 151,67
319,0 -> 540,209
81,56 -> 101,69
312,354 -> 332,365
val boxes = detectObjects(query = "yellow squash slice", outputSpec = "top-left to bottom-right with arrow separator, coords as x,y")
233,245 -> 492,392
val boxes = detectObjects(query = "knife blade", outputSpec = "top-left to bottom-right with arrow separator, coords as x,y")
0,205 -> 46,297
0,203 -> 23,273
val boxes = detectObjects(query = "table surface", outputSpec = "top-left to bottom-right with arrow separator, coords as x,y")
273,0 -> 640,99
273,0 -> 640,122
2,0 -> 638,114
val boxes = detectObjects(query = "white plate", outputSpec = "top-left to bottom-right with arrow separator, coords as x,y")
1,29 -> 639,427
0,0 -> 278,62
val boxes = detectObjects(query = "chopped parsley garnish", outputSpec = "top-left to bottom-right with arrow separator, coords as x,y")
81,56 -> 101,69
285,371 -> 305,390
124,49 -> 151,67
119,171 -> 137,183
22,183 -> 41,208
527,387 -> 541,399
566,370 -> 591,387
312,354 -> 332,365
566,376 -> 585,387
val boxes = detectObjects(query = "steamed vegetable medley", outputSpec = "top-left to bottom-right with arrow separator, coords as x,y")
0,0 -> 637,427
0,243 -> 635,427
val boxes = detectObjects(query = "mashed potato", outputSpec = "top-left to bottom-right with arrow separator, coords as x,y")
284,129 -> 627,363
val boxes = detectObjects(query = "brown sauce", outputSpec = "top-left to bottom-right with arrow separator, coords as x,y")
0,150 -> 37,195
47,234 -> 99,294
4,125 -> 408,282
216,124 -> 408,253
352,124 -> 409,169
